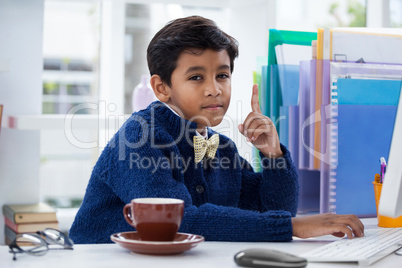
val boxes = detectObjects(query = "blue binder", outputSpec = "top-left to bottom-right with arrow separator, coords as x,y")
329,78 -> 402,216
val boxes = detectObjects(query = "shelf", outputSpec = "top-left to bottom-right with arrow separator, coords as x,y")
3,114 -> 130,130
42,95 -> 97,103
42,70 -> 96,83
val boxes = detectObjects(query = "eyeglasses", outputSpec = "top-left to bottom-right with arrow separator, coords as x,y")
9,228 -> 74,261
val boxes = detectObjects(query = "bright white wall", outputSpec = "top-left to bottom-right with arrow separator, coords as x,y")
0,0 -> 44,245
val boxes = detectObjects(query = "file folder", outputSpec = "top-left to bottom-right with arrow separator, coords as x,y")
330,28 -> 402,64
326,78 -> 402,216
277,64 -> 299,106
298,60 -> 312,170
269,65 -> 280,122
288,104 -> 320,213
318,62 -> 402,214
279,106 -> 289,148
308,61 -> 317,170
267,29 -> 317,135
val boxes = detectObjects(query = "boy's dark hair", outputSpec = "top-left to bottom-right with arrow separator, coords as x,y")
147,16 -> 239,87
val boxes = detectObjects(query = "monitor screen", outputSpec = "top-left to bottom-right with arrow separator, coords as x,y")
378,83 -> 402,218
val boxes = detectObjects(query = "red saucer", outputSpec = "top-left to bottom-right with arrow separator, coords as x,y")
110,232 -> 204,255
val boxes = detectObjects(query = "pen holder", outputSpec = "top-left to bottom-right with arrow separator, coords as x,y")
372,181 -> 402,227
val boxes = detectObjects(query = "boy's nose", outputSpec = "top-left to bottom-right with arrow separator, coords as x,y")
205,80 -> 221,97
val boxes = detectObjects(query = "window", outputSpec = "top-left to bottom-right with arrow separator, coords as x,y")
390,0 -> 402,27
42,1 -> 100,115
41,0 -> 101,208
276,0 -> 367,30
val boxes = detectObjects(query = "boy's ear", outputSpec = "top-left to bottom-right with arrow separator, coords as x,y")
150,74 -> 170,103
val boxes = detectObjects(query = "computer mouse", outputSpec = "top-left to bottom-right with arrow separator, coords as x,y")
234,248 -> 308,268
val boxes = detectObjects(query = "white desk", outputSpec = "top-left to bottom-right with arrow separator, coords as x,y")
1,219 -> 401,268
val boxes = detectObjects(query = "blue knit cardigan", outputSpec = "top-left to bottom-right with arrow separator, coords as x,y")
69,101 -> 299,244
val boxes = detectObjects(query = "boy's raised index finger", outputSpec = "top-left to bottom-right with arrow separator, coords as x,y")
251,84 -> 262,114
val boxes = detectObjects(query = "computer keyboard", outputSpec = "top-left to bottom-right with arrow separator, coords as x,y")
301,228 -> 402,265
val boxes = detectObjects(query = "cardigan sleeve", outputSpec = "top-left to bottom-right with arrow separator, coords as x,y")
237,144 -> 299,216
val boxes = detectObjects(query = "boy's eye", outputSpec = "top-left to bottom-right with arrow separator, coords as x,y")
217,73 -> 230,79
189,75 -> 202,81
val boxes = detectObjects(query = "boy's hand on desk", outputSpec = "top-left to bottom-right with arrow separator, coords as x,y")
238,84 -> 283,158
291,213 -> 365,239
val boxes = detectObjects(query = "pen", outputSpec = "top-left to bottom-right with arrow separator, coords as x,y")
380,157 -> 387,183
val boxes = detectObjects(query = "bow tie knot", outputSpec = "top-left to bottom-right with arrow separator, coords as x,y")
193,134 -> 219,163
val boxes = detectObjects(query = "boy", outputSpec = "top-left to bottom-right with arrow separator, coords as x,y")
69,16 -> 364,244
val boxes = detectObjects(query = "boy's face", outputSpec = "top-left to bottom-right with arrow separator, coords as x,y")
166,49 -> 231,132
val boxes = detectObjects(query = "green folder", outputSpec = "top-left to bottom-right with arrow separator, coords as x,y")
266,29 -> 317,135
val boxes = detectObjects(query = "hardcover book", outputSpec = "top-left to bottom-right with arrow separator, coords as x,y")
4,216 -> 58,233
2,203 -> 57,224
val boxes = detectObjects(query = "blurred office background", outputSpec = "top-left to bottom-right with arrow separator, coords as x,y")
0,0 -> 401,240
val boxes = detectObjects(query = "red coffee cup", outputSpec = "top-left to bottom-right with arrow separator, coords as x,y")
123,198 -> 184,241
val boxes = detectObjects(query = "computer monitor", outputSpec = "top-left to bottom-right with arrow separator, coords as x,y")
378,84 -> 402,218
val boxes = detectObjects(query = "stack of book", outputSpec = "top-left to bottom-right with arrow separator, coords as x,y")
3,203 -> 58,245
